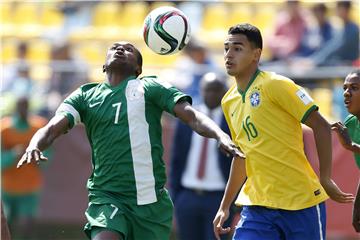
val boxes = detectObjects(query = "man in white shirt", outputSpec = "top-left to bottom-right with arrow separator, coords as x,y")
170,72 -> 235,240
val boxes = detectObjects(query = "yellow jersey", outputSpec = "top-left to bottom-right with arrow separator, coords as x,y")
222,70 -> 328,210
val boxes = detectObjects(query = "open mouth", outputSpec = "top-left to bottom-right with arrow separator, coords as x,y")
225,61 -> 233,68
114,52 -> 125,58
344,99 -> 351,107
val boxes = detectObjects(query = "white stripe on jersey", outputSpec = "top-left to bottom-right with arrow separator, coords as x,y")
56,103 -> 81,126
126,79 -> 157,205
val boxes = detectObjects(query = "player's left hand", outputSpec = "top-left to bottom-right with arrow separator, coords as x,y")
321,178 -> 354,203
217,134 -> 245,159
331,122 -> 353,150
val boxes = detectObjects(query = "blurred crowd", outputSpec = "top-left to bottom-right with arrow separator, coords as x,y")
0,1 -> 359,239
1,0 -> 359,119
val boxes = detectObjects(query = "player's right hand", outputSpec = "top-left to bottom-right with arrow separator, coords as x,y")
320,178 -> 354,203
17,148 -> 48,168
331,122 -> 353,150
213,208 -> 231,240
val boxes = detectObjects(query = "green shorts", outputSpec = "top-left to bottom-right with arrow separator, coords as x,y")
84,189 -> 173,240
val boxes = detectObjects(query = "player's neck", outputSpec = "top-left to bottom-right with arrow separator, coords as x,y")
235,65 -> 258,92
106,71 -> 134,87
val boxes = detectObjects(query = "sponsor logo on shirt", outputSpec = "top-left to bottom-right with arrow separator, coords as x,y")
89,102 -> 101,108
296,89 -> 313,105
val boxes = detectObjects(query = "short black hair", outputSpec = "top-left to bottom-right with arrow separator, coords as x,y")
228,23 -> 263,49
337,1 -> 352,10
349,69 -> 360,77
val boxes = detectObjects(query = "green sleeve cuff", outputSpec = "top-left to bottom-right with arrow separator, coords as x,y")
301,105 -> 319,123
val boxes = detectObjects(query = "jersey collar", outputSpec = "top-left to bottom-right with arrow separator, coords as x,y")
238,69 -> 260,103
104,75 -> 137,90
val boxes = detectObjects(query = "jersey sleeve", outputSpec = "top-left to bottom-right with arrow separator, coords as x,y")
344,114 -> 356,128
55,87 -> 84,129
145,77 -> 192,116
266,76 -> 318,123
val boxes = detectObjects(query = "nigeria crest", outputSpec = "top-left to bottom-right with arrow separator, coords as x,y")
250,91 -> 261,107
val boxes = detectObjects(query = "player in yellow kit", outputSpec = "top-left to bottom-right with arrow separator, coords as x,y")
213,23 -> 354,240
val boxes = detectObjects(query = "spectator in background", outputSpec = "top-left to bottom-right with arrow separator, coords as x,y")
301,1 -> 359,66
331,69 -> 360,232
267,1 -> 308,61
5,64 -> 34,96
173,39 -> 220,105
1,41 -> 30,93
297,3 -> 333,57
1,96 -> 49,239
170,72 -> 235,240
48,41 -> 88,97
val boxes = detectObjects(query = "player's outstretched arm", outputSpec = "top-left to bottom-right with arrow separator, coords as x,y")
173,101 -> 245,158
305,110 -> 354,203
17,115 -> 70,168
331,122 -> 360,154
213,156 -> 246,240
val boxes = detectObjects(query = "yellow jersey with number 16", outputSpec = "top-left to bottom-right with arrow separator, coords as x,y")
222,70 -> 328,210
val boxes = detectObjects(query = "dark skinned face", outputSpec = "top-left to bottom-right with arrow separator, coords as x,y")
103,42 -> 141,76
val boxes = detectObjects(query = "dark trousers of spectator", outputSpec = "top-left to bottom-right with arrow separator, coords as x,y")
174,188 -> 233,240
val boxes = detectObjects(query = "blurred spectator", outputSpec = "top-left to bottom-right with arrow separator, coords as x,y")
47,41 -> 88,98
170,72 -> 235,240
1,96 -> 49,239
58,1 -> 93,37
1,41 -> 30,93
267,1 -> 308,61
173,39 -> 220,105
297,3 -> 334,57
4,64 -> 33,97
304,1 -> 359,66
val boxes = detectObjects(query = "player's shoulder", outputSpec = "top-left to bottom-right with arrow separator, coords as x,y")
344,114 -> 358,126
140,75 -> 173,89
262,71 -> 294,85
222,83 -> 238,105
79,82 -> 101,92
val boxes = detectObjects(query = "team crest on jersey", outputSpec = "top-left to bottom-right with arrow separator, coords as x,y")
126,80 -> 144,101
249,89 -> 261,107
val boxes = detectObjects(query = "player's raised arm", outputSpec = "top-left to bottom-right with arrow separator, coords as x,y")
173,101 -> 244,159
304,110 -> 354,203
17,115 -> 70,168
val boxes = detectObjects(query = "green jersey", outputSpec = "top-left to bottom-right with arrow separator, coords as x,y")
56,76 -> 191,205
344,114 -> 360,169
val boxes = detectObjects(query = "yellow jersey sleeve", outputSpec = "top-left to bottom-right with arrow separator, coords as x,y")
265,75 -> 318,123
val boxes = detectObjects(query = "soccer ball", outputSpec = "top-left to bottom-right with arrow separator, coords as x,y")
143,6 -> 191,55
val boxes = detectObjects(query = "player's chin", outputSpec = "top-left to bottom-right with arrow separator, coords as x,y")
225,68 -> 237,76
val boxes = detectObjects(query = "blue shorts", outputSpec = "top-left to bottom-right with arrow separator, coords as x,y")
233,202 -> 326,240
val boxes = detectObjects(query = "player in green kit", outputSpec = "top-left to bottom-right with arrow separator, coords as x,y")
17,41 -> 243,240
331,69 -> 360,232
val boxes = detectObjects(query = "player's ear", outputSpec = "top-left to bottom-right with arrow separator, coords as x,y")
254,48 -> 262,62
136,67 -> 142,77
